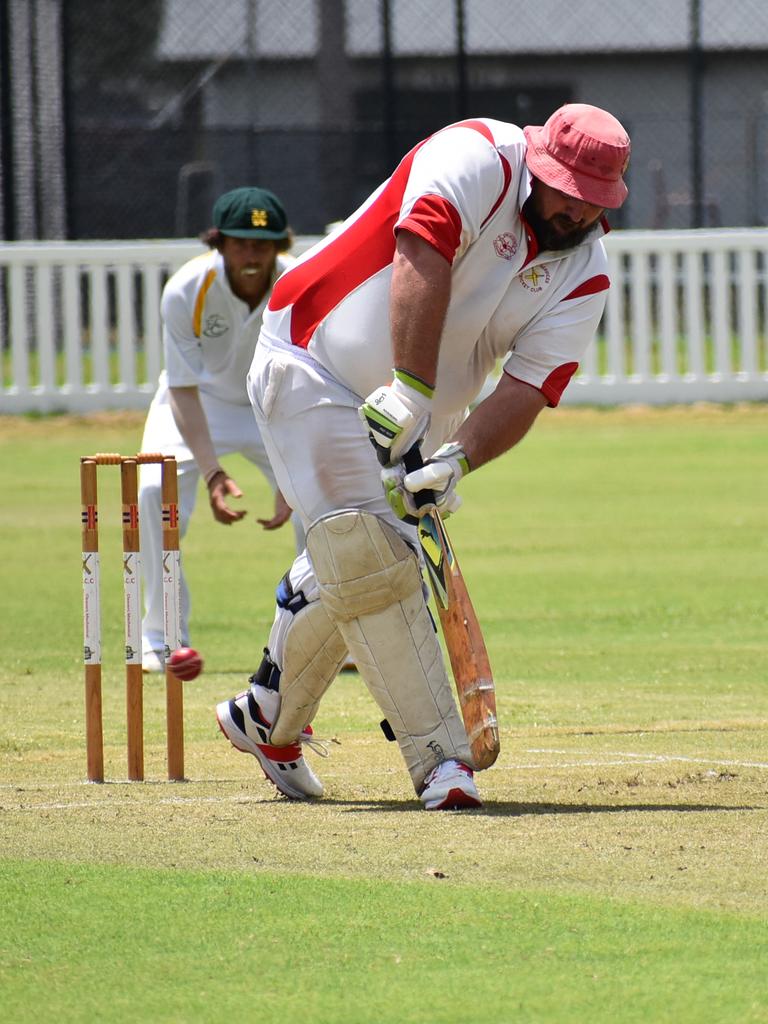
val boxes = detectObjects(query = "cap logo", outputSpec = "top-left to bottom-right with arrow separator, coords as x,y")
251,209 -> 269,228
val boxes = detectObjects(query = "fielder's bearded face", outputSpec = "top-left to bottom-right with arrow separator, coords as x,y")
523,177 -> 604,252
221,236 -> 279,301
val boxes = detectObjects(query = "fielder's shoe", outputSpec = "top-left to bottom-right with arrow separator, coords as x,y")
420,759 -> 482,811
142,649 -> 164,674
216,684 -> 323,800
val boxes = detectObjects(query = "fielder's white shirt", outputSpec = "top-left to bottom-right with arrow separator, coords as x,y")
162,249 -> 293,405
261,118 -> 610,413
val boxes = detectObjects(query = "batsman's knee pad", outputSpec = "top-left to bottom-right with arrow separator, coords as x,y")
307,509 -> 472,789
260,552 -> 348,746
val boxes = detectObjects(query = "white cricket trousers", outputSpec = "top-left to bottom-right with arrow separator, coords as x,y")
247,337 -> 474,789
247,336 -> 415,540
138,378 -> 303,656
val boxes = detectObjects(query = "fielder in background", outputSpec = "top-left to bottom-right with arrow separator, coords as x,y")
216,104 -> 631,809
139,187 -> 302,672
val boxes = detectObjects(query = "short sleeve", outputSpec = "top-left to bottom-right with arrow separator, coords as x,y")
161,275 -> 205,387
396,123 -> 510,263
503,285 -> 608,406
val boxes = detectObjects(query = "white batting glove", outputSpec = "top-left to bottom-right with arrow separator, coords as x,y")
359,369 -> 433,467
382,442 -> 470,522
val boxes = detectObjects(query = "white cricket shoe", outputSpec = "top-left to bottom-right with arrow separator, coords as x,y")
216,685 -> 323,800
420,759 -> 482,811
142,649 -> 164,674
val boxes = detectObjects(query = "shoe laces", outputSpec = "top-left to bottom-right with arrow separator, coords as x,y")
299,731 -> 339,759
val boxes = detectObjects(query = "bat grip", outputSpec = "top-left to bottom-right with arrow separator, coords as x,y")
402,445 -> 436,511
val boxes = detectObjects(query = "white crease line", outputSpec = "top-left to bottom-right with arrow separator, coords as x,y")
526,749 -> 768,770
1,763 -> 658,810
4,753 -> 768,811
612,751 -> 768,769
4,794 -> 272,811
0,778 -> 243,791
497,759 -> 666,770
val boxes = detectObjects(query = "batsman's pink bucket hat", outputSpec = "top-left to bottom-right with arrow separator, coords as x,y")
524,104 -> 630,208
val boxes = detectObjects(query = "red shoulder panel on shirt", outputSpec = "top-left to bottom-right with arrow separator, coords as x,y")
561,275 -> 610,302
267,118 -> 508,350
447,119 -> 497,144
397,194 -> 462,263
267,144 -> 425,348
442,120 -> 512,230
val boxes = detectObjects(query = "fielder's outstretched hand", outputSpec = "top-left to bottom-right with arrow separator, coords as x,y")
257,489 -> 293,530
359,369 -> 433,466
382,442 -> 469,523
207,471 -> 247,525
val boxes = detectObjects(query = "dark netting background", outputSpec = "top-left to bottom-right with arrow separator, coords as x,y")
2,0 -> 768,240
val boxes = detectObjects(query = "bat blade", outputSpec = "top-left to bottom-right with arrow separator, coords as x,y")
418,510 -> 500,769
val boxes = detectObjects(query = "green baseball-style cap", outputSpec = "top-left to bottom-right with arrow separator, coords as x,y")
212,187 -> 289,239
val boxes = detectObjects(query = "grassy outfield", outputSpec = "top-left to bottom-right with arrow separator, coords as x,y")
1,406 -> 767,1023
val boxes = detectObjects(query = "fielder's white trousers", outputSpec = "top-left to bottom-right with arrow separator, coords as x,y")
139,376 -> 303,655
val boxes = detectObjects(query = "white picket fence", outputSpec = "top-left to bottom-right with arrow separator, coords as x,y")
568,228 -> 768,405
1,229 -> 767,414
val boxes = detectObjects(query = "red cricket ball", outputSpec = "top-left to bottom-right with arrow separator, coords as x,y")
168,647 -> 203,681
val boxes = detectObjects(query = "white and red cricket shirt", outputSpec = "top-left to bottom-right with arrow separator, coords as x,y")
262,118 -> 610,415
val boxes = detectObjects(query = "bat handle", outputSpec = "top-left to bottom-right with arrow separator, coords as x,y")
402,445 -> 437,511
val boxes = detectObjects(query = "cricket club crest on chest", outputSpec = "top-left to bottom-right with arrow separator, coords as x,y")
493,232 -> 518,260
518,265 -> 551,293
202,313 -> 228,338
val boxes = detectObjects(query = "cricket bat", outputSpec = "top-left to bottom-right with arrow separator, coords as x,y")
403,449 -> 500,769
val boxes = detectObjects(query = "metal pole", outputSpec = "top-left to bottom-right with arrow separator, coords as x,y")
690,0 -> 704,228
0,0 -> 15,239
381,0 -> 397,170
455,0 -> 468,120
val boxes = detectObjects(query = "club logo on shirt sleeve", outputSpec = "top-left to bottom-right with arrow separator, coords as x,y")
202,313 -> 229,338
518,265 -> 551,293
493,232 -> 519,260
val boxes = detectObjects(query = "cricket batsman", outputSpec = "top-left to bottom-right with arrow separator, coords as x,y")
216,104 -> 631,809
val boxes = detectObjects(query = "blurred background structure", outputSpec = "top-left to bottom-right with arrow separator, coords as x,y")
3,0 -> 768,241
2,0 -> 768,413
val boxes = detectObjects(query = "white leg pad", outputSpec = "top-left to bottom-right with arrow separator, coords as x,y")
267,553 -> 348,746
307,509 -> 472,789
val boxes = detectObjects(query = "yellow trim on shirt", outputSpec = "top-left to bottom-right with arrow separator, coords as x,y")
192,269 -> 217,338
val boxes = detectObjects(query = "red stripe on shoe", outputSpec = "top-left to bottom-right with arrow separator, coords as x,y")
257,741 -> 302,761
561,274 -> 609,302
436,787 -> 483,810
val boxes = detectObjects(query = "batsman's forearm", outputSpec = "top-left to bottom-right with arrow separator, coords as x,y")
390,231 -> 452,387
168,386 -> 221,482
454,373 -> 547,470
